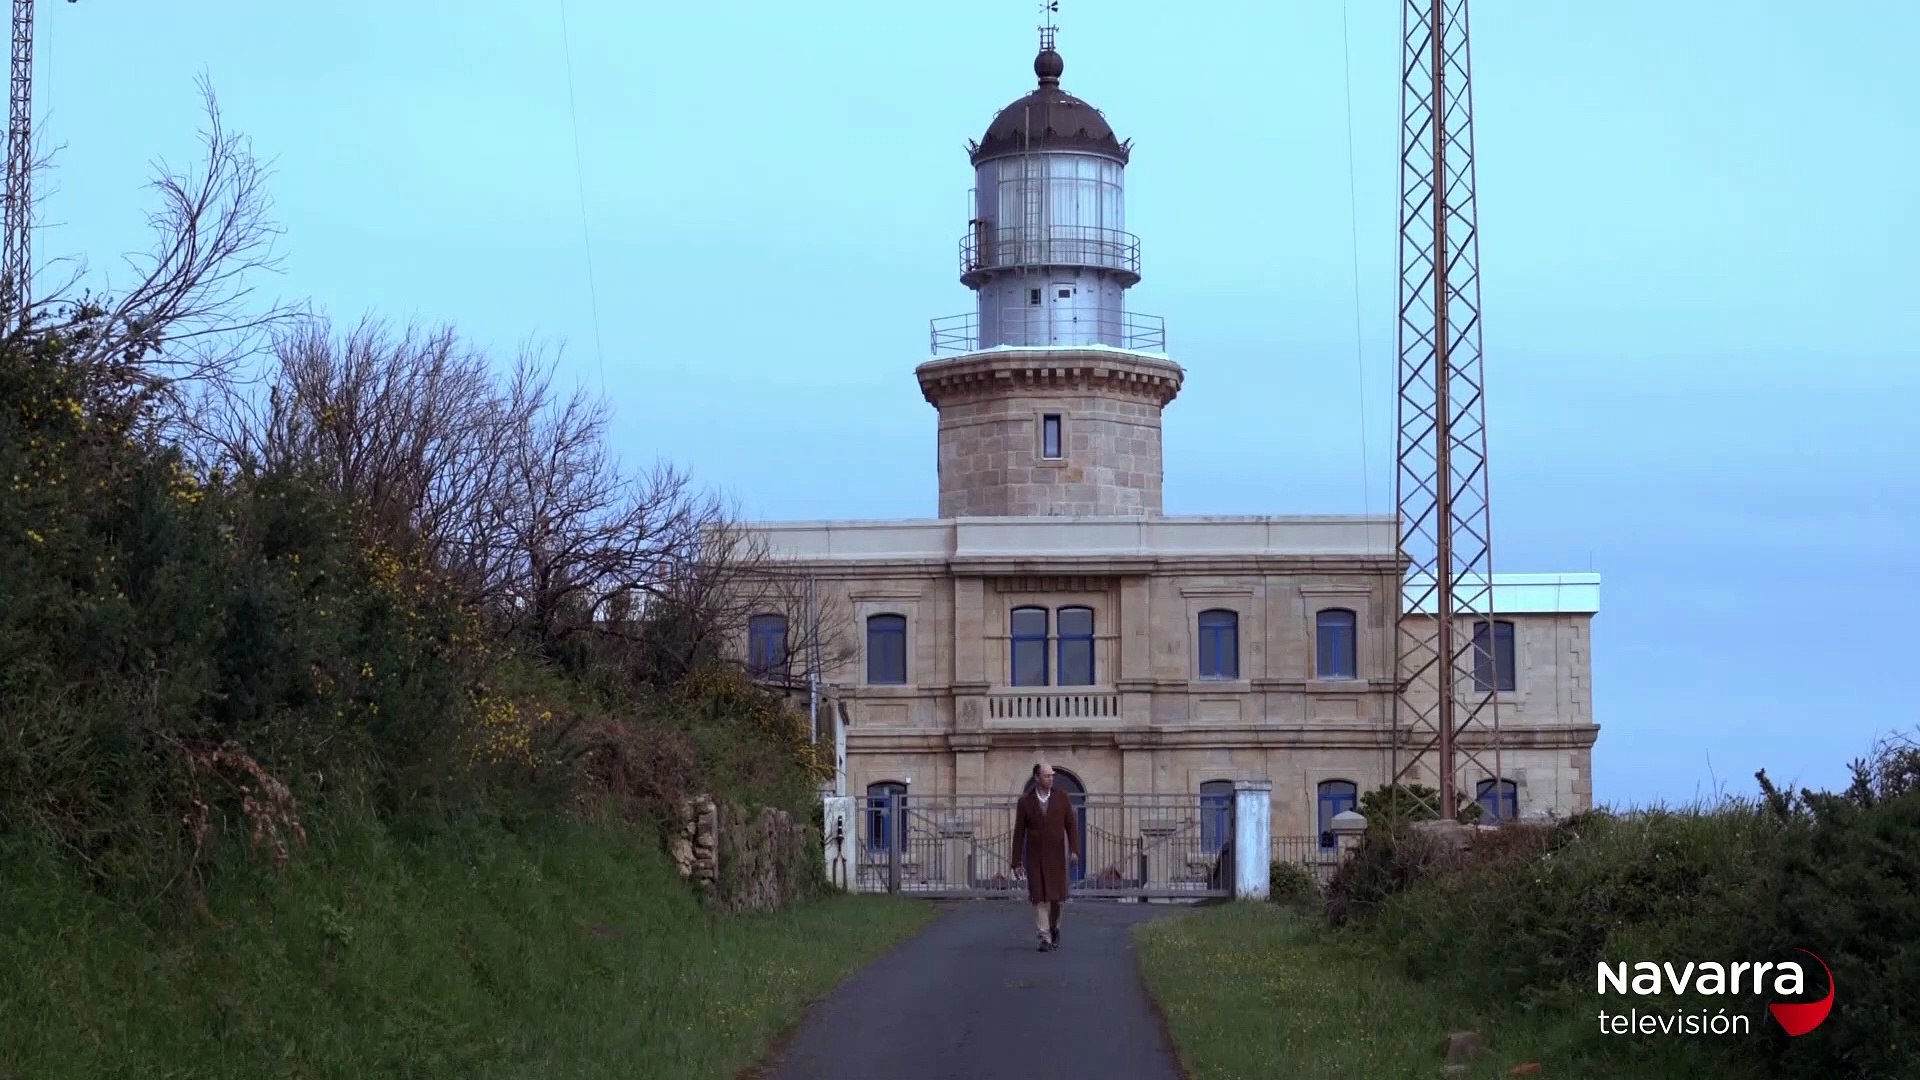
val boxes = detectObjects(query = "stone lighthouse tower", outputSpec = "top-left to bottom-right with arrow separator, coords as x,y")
919,28 -> 1183,518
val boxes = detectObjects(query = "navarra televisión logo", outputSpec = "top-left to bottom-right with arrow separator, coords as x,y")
1596,948 -> 1834,1037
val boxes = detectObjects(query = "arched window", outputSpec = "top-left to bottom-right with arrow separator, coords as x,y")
1477,778 -> 1519,823
1199,779 -> 1235,853
1010,606 -> 1049,687
1057,606 -> 1095,686
865,780 -> 907,853
1197,609 -> 1239,679
747,613 -> 787,677
1024,765 -> 1087,799
1317,779 -> 1359,849
1316,608 -> 1357,680
866,614 -> 907,685
1473,620 -> 1516,692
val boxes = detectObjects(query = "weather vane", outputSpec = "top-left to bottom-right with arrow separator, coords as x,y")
1039,0 -> 1058,53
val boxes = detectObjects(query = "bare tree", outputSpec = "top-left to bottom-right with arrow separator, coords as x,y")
199,315 -> 510,562
12,74 -> 303,433
480,354 -> 717,650
199,312 -> 841,678
621,514 -> 856,691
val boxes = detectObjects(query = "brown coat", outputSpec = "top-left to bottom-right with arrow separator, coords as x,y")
1011,788 -> 1079,903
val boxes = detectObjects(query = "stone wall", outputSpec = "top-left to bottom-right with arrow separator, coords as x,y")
668,796 -> 721,892
916,349 -> 1183,518
669,795 -> 821,914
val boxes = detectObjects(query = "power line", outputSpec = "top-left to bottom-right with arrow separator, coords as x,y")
1340,0 -> 1373,523
557,0 -> 606,395
1340,0 -> 1395,785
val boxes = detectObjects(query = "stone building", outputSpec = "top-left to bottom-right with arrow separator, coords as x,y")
732,39 -> 1599,867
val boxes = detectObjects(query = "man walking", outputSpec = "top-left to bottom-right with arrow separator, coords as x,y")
1011,760 -> 1079,951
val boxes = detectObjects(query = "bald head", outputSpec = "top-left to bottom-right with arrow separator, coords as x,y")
1033,759 -> 1055,793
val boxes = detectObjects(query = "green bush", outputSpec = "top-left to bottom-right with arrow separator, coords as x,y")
1322,734 -> 1920,1080
1356,782 -> 1481,829
1371,810 -> 1778,996
0,315 -> 828,914
1758,749 -> 1920,1080
1268,859 -> 1318,907
1321,822 -> 1470,928
0,345 -> 491,900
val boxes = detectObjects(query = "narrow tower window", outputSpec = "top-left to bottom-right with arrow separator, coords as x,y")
1041,414 -> 1063,459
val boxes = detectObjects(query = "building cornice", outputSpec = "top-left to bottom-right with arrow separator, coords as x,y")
951,555 -> 1400,576
728,516 -> 1600,615
842,723 -> 1600,754
915,348 -> 1184,408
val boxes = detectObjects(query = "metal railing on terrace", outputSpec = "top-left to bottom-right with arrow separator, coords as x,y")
1273,834 -> 1347,883
928,308 -> 1167,356
960,224 -> 1141,279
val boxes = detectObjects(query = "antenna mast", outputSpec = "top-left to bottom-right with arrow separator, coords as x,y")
1388,0 -> 1501,820
3,0 -> 38,316
1,0 -> 69,322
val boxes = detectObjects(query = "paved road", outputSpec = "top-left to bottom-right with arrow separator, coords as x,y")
759,900 -> 1190,1080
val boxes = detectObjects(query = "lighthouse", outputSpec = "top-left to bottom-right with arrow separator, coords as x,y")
920,27 -> 1183,518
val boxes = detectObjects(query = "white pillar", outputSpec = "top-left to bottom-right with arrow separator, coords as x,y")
822,794 -> 856,892
1232,779 -> 1272,900
833,700 -> 849,797
1331,809 -> 1368,858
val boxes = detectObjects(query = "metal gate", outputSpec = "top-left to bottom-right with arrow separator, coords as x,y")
855,793 -> 1234,899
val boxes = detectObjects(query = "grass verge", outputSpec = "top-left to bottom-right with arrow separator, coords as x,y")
0,815 -> 933,1080
1134,902 -> 1752,1080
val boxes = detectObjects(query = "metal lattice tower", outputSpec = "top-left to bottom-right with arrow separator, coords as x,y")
2,0 -> 36,315
1388,0 -> 1501,820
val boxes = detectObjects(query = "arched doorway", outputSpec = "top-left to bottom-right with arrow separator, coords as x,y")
1023,766 -> 1089,883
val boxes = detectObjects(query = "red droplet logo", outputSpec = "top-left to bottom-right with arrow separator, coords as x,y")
1768,949 -> 1834,1036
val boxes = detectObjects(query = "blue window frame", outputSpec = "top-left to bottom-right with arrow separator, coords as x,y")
1199,780 -> 1235,854
1057,606 -> 1094,686
866,614 -> 906,685
1316,608 -> 1357,680
1011,606 -> 1049,686
866,781 -> 906,853
747,613 -> 787,677
1473,620 -> 1516,692
1197,609 -> 1239,679
1477,778 -> 1518,823
1317,779 -> 1359,849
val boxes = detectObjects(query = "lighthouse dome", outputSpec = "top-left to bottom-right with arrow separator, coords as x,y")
969,48 -> 1129,166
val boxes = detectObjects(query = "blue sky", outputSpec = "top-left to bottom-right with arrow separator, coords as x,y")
30,1 -> 1915,809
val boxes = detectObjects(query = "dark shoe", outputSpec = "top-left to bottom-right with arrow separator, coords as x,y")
1051,927 -> 1060,948
1036,937 -> 1052,952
